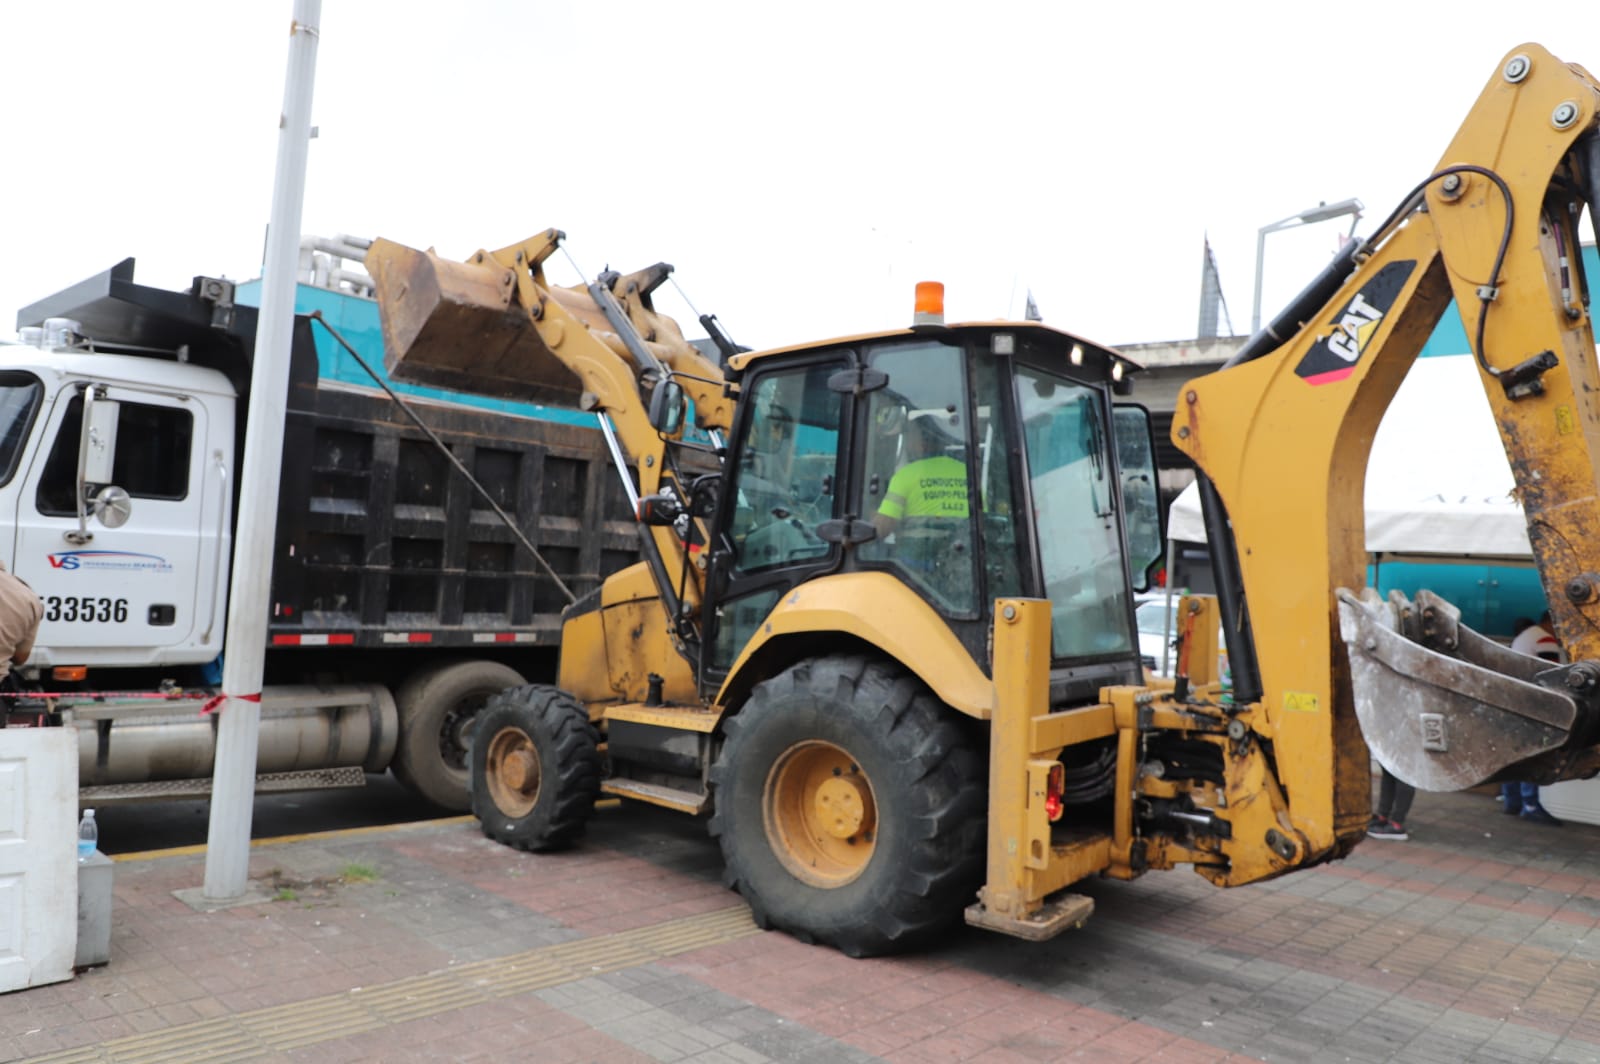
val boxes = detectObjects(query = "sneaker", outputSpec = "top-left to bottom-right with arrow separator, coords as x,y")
1521,806 -> 1564,827
1367,818 -> 1408,841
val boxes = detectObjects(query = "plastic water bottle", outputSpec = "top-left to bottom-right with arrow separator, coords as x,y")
77,808 -> 98,862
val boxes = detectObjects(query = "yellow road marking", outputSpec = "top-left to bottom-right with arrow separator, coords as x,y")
19,906 -> 761,1064
111,815 -> 475,863
113,797 -> 619,862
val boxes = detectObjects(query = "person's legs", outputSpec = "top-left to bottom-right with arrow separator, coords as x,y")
1368,768 -> 1411,839
1501,781 -> 1523,814
1388,778 -> 1416,825
1376,768 -> 1398,820
1521,783 -> 1563,826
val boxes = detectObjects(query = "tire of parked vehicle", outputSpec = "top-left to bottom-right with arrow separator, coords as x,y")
391,659 -> 526,811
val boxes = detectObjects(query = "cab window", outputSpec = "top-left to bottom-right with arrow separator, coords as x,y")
726,364 -> 842,573
37,395 -> 193,516
1015,365 -> 1134,659
0,372 -> 43,487
858,339 -> 978,615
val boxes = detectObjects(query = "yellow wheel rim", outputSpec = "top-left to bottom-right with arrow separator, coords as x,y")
484,725 -> 541,818
764,740 -> 877,887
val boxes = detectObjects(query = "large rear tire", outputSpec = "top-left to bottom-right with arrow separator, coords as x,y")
392,659 -> 526,810
709,655 -> 986,956
471,684 -> 601,851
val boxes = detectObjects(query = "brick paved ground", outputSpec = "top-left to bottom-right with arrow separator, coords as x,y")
4,782 -> 1600,1063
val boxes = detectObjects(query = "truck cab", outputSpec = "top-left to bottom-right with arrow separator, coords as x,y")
0,331 -> 236,669
8,254 -> 642,810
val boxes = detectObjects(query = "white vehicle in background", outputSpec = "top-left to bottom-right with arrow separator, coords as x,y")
4,247 -> 641,811
1136,593 -> 1227,682
1136,595 -> 1177,676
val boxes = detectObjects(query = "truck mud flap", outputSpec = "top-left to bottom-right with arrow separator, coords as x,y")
1337,587 -> 1580,790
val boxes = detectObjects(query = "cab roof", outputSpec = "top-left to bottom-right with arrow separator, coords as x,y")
728,319 -> 1141,376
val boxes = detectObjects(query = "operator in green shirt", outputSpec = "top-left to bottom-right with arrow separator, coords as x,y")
873,414 -> 969,538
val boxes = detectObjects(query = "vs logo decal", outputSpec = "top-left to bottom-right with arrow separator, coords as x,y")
47,551 -> 173,572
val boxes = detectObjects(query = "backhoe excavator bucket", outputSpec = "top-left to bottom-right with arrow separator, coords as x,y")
1338,587 -> 1586,790
365,238 -> 584,407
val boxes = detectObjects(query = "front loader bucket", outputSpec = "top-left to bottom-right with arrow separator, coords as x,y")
365,237 -> 584,407
1338,587 -> 1583,790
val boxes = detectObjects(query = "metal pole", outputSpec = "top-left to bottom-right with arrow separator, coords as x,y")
203,0 -> 321,900
1250,227 -> 1270,334
1250,199 -> 1364,334
1160,535 -> 1178,677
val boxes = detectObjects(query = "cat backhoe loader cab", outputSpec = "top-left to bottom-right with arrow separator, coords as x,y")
367,42 -> 1600,957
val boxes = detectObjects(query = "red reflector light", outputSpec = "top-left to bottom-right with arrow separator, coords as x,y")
1045,762 -> 1065,822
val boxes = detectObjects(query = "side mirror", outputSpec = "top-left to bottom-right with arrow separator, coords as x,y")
67,388 -> 120,545
81,392 -> 120,485
648,379 -> 686,438
92,485 -> 132,529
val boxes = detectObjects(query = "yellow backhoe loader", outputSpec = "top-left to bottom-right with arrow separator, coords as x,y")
365,43 -> 1600,957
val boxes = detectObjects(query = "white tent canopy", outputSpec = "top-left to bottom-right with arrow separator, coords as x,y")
1166,355 -> 1531,557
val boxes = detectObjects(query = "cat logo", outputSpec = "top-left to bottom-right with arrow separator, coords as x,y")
1294,260 -> 1417,386
1326,293 -> 1385,363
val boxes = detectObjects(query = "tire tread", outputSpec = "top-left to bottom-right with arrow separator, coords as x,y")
471,684 -> 601,852
709,653 -> 985,956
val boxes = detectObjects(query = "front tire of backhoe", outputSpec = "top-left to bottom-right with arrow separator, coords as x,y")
470,684 -> 601,852
709,655 -> 986,957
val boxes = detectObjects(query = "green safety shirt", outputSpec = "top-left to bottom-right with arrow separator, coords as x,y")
878,456 -> 969,521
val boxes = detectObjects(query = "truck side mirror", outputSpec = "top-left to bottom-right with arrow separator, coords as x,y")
67,389 -> 122,545
648,379 -> 686,438
81,392 -> 120,485
91,485 -> 132,529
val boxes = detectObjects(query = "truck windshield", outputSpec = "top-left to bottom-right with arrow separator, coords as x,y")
1015,365 -> 1135,660
0,372 -> 43,487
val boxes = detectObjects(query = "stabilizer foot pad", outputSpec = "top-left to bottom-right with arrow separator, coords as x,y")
964,892 -> 1094,942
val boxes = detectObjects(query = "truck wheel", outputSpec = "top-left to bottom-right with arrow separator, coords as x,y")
709,655 -> 986,957
471,684 -> 600,851
392,660 -> 526,811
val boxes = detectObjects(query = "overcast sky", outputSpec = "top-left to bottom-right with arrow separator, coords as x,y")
1,2 -> 1594,353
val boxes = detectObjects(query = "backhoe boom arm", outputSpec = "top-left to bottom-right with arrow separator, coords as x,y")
1173,45 -> 1600,832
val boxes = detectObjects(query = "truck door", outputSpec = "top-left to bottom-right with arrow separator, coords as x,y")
13,384 -> 209,658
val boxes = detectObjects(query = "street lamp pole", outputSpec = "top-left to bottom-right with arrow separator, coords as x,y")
1251,198 -> 1363,333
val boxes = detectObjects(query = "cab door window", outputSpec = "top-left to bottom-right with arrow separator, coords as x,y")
711,361 -> 844,673
1015,366 -> 1134,659
858,340 -> 978,615
36,395 -> 192,516
727,366 -> 841,573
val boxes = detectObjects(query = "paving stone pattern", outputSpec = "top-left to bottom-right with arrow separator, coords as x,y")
4,784 -> 1600,1062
